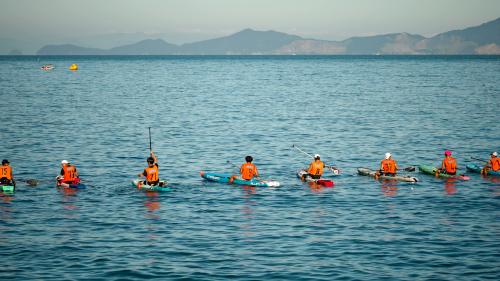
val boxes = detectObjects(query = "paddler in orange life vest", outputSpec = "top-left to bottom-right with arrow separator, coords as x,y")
240,156 -> 259,180
379,152 -> 398,177
138,151 -> 160,186
440,150 -> 457,175
59,160 -> 80,184
0,159 -> 15,187
306,154 -> 325,180
483,151 -> 500,174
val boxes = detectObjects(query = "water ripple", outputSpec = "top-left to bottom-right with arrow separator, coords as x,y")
0,56 -> 499,280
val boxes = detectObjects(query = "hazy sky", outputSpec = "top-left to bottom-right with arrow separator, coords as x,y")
1,0 -> 499,52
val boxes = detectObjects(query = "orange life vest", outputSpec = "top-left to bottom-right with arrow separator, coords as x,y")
441,157 -> 457,174
63,165 -> 77,182
240,163 -> 258,180
381,159 -> 397,174
308,160 -> 324,176
0,165 -> 12,180
490,157 -> 500,171
145,165 -> 159,182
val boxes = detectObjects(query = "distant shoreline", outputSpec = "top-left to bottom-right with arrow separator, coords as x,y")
2,54 -> 500,59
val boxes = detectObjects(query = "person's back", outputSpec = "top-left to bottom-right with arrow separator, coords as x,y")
307,154 -> 324,179
0,160 -> 13,185
138,151 -> 159,185
144,163 -> 159,184
240,156 -> 258,180
63,164 -> 77,182
60,160 -> 79,184
441,151 -> 457,175
380,153 -> 398,176
487,152 -> 499,171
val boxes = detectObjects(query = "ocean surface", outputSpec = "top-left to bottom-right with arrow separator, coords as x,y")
0,55 -> 499,280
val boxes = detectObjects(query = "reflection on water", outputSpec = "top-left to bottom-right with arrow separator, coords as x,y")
0,193 -> 14,222
241,185 -> 256,195
381,180 -> 399,197
444,179 -> 458,195
144,192 -> 161,212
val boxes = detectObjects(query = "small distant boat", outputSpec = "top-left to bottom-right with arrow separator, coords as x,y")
40,64 -> 54,70
69,63 -> 78,71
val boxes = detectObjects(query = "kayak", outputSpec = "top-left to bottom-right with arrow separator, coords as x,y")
56,177 -> 86,189
200,171 -> 280,187
357,167 -> 418,183
1,184 -> 15,193
418,165 -> 470,180
297,170 -> 334,187
41,64 -> 54,70
131,179 -> 171,192
466,163 -> 500,176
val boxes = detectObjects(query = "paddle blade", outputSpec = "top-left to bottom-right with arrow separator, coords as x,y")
404,166 -> 416,172
26,179 -> 39,186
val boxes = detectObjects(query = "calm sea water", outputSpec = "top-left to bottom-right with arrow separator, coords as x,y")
0,55 -> 499,280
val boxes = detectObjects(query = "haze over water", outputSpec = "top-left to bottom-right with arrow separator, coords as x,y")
0,55 -> 499,280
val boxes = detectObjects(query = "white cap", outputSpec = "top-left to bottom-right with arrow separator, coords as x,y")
385,153 -> 391,159
61,160 -> 69,164
493,152 -> 498,156
314,154 -> 320,159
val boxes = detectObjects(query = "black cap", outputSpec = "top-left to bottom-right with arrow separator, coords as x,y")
147,157 -> 154,163
245,155 -> 253,162
2,159 -> 9,164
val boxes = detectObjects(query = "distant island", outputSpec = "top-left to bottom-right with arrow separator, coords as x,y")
37,17 -> 500,55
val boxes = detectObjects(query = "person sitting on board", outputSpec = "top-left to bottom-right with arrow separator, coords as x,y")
439,150 -> 457,175
377,152 -> 398,178
59,160 -> 80,184
483,151 -> 500,174
305,154 -> 325,180
234,156 -> 259,182
138,151 -> 160,186
0,159 -> 15,188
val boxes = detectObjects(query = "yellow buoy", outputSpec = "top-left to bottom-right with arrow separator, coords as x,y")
69,63 -> 78,71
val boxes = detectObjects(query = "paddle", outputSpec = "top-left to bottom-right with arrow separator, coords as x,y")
401,166 -> 416,172
138,127 -> 158,180
377,166 -> 416,173
148,127 -> 152,153
471,157 -> 491,175
14,177 -> 90,187
291,144 -> 340,175
226,160 -> 239,170
292,144 -> 314,158
15,178 -> 39,186
471,157 -> 488,163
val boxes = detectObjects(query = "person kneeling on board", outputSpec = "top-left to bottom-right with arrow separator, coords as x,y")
439,150 -> 457,175
304,154 -> 325,180
376,153 -> 398,178
58,160 -> 80,184
138,151 -> 161,186
0,159 -> 16,188
231,156 -> 259,182
483,151 -> 500,174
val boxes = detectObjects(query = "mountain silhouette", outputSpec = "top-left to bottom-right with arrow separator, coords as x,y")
36,17 -> 500,55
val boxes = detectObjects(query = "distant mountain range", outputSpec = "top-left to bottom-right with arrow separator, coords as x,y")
36,18 -> 500,55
